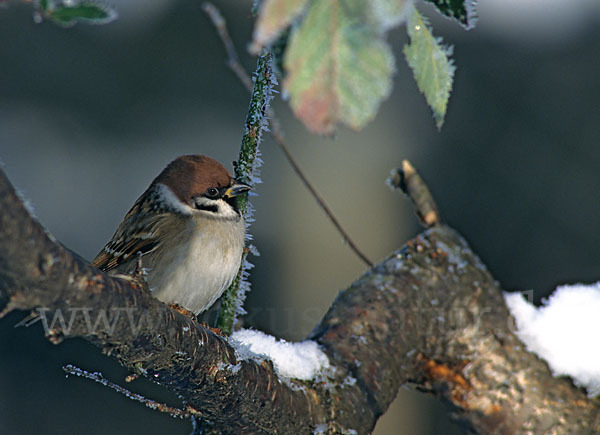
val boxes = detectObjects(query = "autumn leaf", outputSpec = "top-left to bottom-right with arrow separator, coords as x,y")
283,0 -> 400,134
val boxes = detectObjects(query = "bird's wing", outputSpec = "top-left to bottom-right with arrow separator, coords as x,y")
91,198 -> 164,273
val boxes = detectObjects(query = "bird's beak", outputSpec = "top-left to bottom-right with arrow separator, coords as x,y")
224,181 -> 251,198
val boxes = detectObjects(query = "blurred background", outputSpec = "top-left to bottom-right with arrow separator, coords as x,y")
1,0 -> 599,433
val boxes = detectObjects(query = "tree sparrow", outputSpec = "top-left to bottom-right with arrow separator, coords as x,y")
92,155 -> 251,314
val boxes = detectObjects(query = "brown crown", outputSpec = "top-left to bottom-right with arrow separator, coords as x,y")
152,155 -> 234,204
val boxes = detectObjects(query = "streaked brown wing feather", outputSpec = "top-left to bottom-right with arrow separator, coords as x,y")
91,249 -> 117,271
91,195 -> 166,273
92,236 -> 159,272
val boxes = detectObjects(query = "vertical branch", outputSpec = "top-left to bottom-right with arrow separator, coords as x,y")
216,52 -> 275,335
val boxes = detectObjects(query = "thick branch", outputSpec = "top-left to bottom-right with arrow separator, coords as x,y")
312,225 -> 600,432
1,167 -> 598,434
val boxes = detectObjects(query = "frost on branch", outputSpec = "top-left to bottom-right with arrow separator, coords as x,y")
216,52 -> 275,334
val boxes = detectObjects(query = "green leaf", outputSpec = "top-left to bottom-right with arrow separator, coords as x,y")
48,1 -> 117,27
403,4 -> 455,129
39,0 -> 52,12
284,0 -> 396,134
424,0 -> 478,30
251,0 -> 310,53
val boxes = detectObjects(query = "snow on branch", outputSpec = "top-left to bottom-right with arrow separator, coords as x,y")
506,283 -> 600,397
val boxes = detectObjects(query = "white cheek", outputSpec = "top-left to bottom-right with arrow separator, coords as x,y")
156,183 -> 194,215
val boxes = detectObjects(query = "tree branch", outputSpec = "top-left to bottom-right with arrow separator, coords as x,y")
1,164 -> 598,433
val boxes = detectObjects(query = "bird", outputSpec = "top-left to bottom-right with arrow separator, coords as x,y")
91,155 -> 251,315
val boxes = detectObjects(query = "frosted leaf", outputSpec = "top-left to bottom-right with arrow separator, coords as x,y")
403,3 -> 455,129
424,0 -> 478,30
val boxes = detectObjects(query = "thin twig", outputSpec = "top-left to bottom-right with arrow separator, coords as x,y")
62,364 -> 190,419
202,3 -> 252,91
269,127 -> 374,267
388,160 -> 441,228
202,2 -> 373,268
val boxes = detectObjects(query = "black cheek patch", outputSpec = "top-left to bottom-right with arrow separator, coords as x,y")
196,203 -> 219,213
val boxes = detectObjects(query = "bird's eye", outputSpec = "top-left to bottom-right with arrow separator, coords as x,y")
206,187 -> 220,198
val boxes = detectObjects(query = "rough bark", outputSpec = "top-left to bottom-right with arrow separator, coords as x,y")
0,167 -> 598,434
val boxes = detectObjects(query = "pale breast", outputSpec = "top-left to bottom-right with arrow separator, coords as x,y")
148,216 -> 245,314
